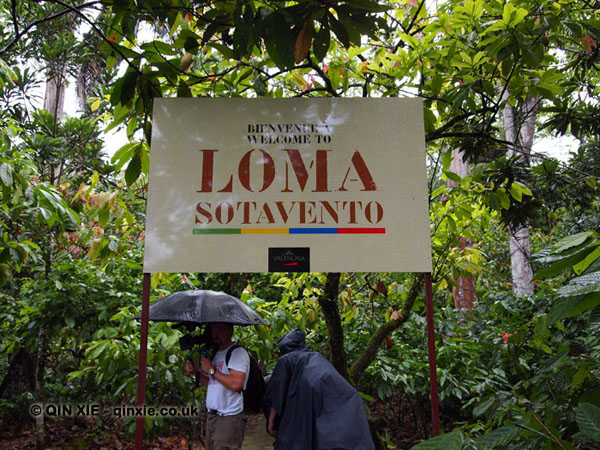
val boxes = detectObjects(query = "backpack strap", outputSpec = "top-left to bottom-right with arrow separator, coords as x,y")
225,344 -> 241,368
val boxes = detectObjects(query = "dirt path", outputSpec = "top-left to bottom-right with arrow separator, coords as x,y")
242,414 -> 274,449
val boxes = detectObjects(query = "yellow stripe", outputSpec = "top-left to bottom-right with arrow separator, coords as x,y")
241,228 -> 289,234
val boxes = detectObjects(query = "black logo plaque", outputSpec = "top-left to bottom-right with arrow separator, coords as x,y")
269,248 -> 310,272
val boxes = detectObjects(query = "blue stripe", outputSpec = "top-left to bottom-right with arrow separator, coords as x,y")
289,228 -> 338,234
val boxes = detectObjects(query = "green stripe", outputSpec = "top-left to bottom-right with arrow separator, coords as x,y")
193,228 -> 241,234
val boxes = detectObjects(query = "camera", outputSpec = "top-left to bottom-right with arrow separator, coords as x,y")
179,333 -> 211,350
179,326 -> 217,361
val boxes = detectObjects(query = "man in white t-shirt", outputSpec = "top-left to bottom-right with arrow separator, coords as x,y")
186,322 -> 250,450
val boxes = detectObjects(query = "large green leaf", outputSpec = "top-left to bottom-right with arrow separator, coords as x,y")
263,12 -> 295,69
410,430 -> 464,450
345,0 -> 390,13
111,142 -> 139,171
0,163 -> 13,186
174,29 -> 202,53
140,40 -> 180,56
558,271 -> 600,298
533,234 -> 597,265
201,14 -> 230,47
548,292 -> 600,324
573,246 -> 600,275
584,256 -> 600,276
328,13 -> 350,48
232,6 -> 254,58
533,242 -> 600,280
0,57 -> 17,85
475,425 -> 520,448
553,232 -> 596,253
313,23 -> 330,62
125,152 -> 141,187
473,395 -> 497,417
576,403 -> 600,442
336,8 -> 373,45
111,69 -> 139,107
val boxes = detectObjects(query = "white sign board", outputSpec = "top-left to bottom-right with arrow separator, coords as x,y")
143,98 -> 431,273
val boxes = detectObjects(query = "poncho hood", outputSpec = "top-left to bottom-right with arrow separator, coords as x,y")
277,328 -> 311,355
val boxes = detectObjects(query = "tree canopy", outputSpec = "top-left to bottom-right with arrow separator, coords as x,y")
1,0 -> 600,448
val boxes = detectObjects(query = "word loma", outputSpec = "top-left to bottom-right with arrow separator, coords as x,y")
196,149 -> 377,193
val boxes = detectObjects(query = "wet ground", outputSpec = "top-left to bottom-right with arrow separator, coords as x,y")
0,414 -> 275,449
242,415 -> 274,449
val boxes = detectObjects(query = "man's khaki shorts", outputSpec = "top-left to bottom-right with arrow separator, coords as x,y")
205,412 -> 247,450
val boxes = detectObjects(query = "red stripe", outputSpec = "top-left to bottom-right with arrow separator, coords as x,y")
337,228 -> 386,234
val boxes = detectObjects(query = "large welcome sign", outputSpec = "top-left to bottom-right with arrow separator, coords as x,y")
143,98 -> 431,273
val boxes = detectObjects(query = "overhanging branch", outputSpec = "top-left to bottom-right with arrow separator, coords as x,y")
1,1 -> 101,57
349,273 -> 425,384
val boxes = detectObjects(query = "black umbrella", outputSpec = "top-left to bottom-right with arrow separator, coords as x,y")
134,289 -> 266,326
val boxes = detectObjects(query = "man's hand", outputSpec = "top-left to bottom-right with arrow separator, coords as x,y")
268,408 -> 278,436
200,357 -> 214,374
185,359 -> 197,375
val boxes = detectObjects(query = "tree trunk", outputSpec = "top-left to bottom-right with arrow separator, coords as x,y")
317,273 -> 348,379
502,93 -> 539,297
448,149 -> 476,314
453,237 -> 477,310
35,326 -> 47,450
448,148 -> 468,181
517,95 -> 540,165
509,225 -> 534,296
0,348 -> 36,398
44,62 -> 67,186
32,64 -> 66,444
44,66 -> 67,120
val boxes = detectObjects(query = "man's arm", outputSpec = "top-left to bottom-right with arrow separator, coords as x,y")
201,357 -> 245,392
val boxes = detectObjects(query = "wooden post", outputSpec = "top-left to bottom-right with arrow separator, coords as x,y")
425,272 -> 440,435
135,273 -> 151,449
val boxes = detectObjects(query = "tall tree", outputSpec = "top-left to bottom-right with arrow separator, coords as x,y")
503,93 -> 540,296
0,3 -> 118,448
447,149 -> 477,312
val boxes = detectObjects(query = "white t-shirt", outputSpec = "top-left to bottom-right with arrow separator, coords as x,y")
206,344 -> 250,415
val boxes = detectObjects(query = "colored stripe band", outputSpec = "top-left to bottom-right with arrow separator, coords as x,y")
193,228 -> 386,234
193,228 -> 240,234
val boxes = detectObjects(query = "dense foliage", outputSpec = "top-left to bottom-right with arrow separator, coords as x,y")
0,0 -> 599,448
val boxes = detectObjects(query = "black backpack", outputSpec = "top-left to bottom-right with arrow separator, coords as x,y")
225,344 -> 266,415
